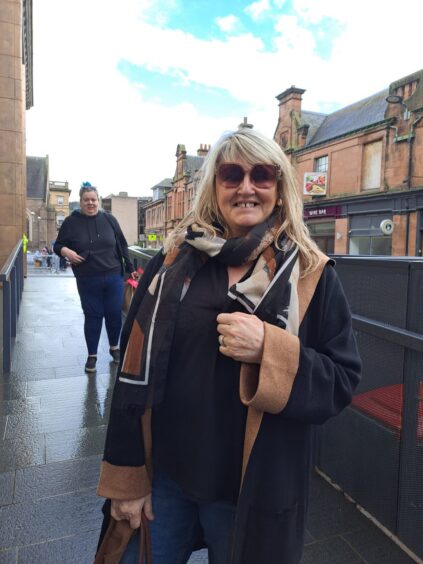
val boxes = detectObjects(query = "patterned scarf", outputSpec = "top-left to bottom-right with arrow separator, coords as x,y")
114,212 -> 299,410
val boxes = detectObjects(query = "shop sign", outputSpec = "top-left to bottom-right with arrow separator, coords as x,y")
303,172 -> 327,196
304,205 -> 340,218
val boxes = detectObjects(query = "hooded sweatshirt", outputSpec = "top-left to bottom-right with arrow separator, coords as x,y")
53,210 -> 134,278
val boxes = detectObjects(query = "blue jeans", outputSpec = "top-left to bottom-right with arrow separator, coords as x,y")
76,273 -> 124,355
120,472 -> 236,564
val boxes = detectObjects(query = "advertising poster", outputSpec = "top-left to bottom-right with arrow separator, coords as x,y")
303,172 -> 327,196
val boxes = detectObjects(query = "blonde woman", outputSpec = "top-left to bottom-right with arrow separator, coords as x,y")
96,128 -> 361,564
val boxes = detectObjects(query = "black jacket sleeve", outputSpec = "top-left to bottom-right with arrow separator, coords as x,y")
53,216 -> 73,256
282,265 -> 362,424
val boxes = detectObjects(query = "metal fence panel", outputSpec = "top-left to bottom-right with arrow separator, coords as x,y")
318,257 -> 423,560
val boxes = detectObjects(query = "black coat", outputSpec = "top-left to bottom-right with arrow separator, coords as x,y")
97,251 -> 361,564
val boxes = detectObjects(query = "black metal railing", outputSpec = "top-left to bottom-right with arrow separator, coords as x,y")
128,246 -> 159,272
0,241 -> 24,373
318,256 -> 423,560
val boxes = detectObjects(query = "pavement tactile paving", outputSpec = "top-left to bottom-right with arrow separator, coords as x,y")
0,273 -> 416,563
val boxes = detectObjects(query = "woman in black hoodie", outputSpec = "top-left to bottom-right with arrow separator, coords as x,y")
54,183 -> 137,373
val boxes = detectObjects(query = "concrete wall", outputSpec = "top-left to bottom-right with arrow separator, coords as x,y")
110,196 -> 138,245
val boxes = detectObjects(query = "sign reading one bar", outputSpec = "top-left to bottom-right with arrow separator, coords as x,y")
304,206 -> 341,218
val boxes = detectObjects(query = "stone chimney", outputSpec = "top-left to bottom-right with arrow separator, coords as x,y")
197,144 -> 210,157
274,86 -> 305,151
176,144 -> 186,158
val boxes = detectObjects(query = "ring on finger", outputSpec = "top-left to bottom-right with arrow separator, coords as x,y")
218,334 -> 225,347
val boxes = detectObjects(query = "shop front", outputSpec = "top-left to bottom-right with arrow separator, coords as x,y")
348,214 -> 393,255
304,205 -> 341,255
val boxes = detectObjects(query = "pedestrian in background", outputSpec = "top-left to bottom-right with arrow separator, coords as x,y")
96,129 -> 361,563
54,182 -> 137,373
51,240 -> 61,274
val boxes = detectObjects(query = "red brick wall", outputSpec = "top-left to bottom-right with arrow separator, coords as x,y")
392,215 -> 407,256
334,218 -> 349,254
296,128 -> 387,201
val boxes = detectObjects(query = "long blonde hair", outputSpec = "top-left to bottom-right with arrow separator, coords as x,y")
165,128 -> 321,275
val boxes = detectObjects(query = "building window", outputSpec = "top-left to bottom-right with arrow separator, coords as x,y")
362,141 -> 382,190
307,221 -> 335,254
349,237 -> 391,255
56,213 -> 65,226
348,214 -> 392,255
57,196 -> 64,205
314,155 -> 328,173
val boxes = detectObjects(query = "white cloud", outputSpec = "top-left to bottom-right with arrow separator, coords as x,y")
25,0 -> 423,200
273,0 -> 288,8
215,14 -> 240,33
245,0 -> 271,20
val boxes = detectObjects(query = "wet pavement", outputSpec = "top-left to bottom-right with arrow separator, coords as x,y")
0,270 -> 417,563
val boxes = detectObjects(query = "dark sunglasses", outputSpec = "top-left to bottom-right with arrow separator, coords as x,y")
216,163 -> 281,189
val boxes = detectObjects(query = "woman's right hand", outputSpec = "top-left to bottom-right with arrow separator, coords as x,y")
60,247 -> 85,265
111,494 -> 154,530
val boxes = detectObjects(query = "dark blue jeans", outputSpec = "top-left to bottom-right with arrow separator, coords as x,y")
76,273 -> 124,355
121,471 -> 236,564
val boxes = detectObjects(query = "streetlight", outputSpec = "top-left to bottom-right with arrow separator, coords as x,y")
385,94 -> 410,119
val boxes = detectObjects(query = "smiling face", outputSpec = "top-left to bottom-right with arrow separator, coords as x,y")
215,161 -> 279,237
80,190 -> 99,216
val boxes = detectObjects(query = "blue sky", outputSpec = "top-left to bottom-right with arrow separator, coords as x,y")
117,60 -> 248,117
26,0 -> 423,198
117,0 -> 344,119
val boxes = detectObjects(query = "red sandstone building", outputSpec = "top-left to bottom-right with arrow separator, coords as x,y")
143,69 -> 423,256
275,69 -> 423,256
144,144 -> 209,246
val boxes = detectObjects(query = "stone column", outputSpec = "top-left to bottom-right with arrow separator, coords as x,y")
0,0 -> 26,268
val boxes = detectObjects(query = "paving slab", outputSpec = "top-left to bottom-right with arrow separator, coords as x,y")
14,456 -> 102,502
0,548 -> 18,563
301,535 -> 364,563
0,489 -> 102,550
306,474 -> 365,540
45,426 -> 107,464
343,527 -> 417,564
0,472 -> 14,507
17,529 -> 100,564
0,435 -> 46,472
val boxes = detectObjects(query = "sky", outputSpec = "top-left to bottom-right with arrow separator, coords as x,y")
26,0 -> 423,200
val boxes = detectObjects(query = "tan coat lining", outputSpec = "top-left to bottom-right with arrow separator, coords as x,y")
240,252 -> 330,483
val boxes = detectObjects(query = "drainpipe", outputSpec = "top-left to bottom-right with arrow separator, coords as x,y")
405,202 -> 409,256
405,114 -> 422,255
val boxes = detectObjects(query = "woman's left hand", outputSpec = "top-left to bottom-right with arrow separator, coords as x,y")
130,271 -> 140,280
217,312 -> 264,364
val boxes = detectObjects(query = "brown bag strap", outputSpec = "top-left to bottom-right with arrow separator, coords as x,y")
138,513 -> 152,564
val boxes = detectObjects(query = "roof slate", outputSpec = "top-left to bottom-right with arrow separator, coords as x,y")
185,155 -> 204,174
306,89 -> 389,147
26,156 -> 48,200
151,178 -> 173,190
299,111 -> 327,142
